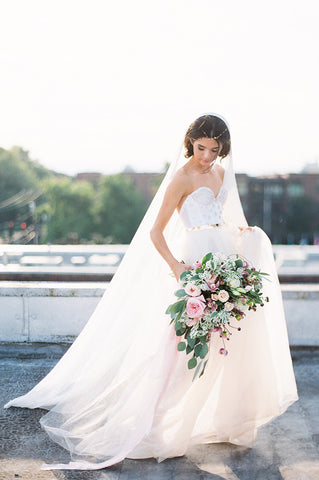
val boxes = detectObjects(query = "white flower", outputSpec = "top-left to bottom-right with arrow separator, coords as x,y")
218,290 -> 229,303
211,293 -> 219,300
224,302 -> 234,311
229,278 -> 240,288
185,283 -> 201,296
245,285 -> 253,291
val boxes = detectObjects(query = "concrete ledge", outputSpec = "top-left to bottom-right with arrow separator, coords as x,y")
0,282 -> 318,345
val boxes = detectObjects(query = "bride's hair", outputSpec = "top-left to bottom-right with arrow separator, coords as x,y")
184,114 -> 231,159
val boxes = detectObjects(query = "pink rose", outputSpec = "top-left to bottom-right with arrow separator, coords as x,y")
185,283 -> 201,297
218,289 -> 229,302
186,295 -> 206,318
224,301 -> 234,311
194,260 -> 202,269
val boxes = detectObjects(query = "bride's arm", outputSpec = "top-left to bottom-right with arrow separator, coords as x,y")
150,173 -> 191,281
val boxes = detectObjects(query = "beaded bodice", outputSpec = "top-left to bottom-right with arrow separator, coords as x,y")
179,186 -> 228,229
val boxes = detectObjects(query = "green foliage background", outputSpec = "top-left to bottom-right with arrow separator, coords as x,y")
0,146 -> 148,244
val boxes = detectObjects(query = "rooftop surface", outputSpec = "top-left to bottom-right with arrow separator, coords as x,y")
0,343 -> 318,480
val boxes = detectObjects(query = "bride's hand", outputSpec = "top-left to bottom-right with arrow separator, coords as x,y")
172,262 -> 192,282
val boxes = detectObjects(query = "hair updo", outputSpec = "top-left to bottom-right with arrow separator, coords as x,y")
184,115 -> 231,159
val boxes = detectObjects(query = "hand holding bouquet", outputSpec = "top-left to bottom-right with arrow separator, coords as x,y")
166,252 -> 269,380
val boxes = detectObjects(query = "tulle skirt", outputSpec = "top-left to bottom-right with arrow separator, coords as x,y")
4,223 -> 298,470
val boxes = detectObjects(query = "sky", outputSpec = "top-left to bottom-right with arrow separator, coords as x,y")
0,0 -> 318,177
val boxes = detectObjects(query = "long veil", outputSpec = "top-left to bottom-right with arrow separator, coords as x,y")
4,113 -> 297,470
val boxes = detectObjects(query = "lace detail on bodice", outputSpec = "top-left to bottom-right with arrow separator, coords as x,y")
179,186 -> 228,228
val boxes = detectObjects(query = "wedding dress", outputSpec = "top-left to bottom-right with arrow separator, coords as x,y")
4,114 -> 298,470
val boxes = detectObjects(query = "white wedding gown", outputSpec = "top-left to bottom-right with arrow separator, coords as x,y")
4,182 -> 298,470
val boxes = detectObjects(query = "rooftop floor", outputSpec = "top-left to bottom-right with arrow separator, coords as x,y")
0,343 -> 318,480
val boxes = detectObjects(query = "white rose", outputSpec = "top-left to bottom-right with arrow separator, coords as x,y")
185,283 -> 201,297
218,290 -> 229,302
224,302 -> 234,311
229,278 -> 240,288
211,293 -> 219,300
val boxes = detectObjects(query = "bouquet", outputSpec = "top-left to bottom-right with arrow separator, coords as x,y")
166,252 -> 269,380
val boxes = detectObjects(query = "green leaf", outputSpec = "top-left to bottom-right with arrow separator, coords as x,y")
191,275 -> 200,281
231,290 -> 241,296
188,357 -> 197,369
186,345 -> 192,354
235,259 -> 243,267
194,344 -> 202,357
237,287 -> 246,293
174,289 -> 186,297
165,305 -> 172,314
174,321 -> 182,331
180,270 -> 191,281
192,360 -> 203,381
202,252 -> 212,264
199,343 -> 209,359
187,337 -> 196,349
199,359 -> 208,378
177,341 -> 186,351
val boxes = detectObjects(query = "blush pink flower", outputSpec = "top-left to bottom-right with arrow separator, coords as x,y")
186,295 -> 206,318
193,260 -> 202,269
218,289 -> 229,302
224,301 -> 234,311
207,298 -> 217,312
186,317 -> 200,327
185,283 -> 201,297
206,274 -> 220,292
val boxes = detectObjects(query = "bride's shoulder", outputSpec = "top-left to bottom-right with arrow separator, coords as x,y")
166,167 -> 191,197
214,163 -> 225,180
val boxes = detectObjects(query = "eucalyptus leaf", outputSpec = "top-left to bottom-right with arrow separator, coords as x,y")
177,341 -> 186,351
192,360 -> 203,381
174,289 -> 186,298
199,343 -> 209,359
194,344 -> 202,357
180,270 -> 191,281
188,357 -> 197,369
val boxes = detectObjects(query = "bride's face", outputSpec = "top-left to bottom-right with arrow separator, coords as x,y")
191,137 -> 221,167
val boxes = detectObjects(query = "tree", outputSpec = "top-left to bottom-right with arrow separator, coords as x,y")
41,178 -> 96,243
95,174 -> 147,243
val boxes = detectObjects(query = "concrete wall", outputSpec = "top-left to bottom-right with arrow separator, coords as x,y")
0,281 -> 318,346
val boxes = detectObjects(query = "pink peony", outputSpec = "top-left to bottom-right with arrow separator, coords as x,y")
194,260 -> 202,269
185,283 -> 201,297
186,295 -> 206,318
218,289 -> 229,303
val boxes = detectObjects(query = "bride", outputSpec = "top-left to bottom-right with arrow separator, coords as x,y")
4,113 -> 298,470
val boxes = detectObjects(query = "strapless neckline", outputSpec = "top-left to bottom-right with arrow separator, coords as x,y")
180,185 -> 226,213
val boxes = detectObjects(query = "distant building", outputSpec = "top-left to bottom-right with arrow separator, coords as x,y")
237,172 -> 319,244
123,172 -> 164,203
75,172 -> 102,184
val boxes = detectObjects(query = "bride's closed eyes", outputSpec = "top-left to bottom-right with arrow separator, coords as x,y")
198,145 -> 219,153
